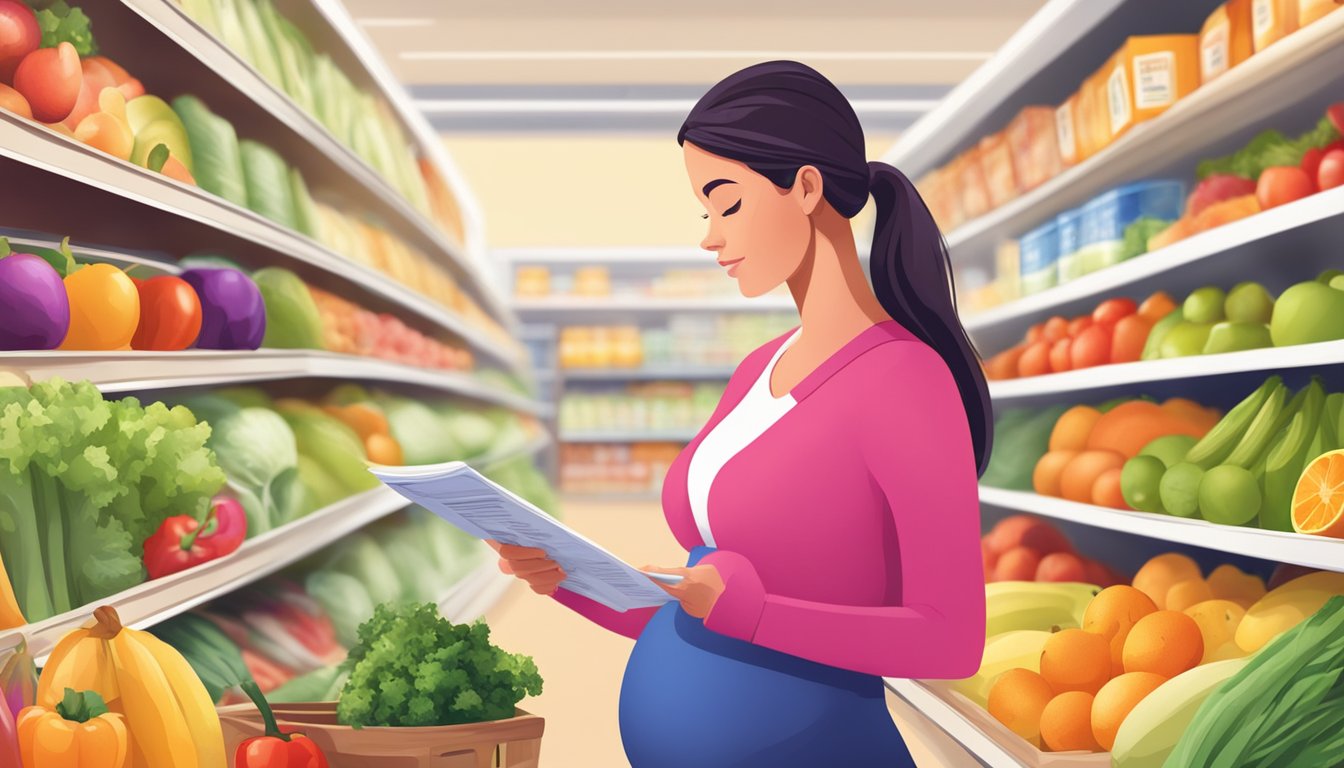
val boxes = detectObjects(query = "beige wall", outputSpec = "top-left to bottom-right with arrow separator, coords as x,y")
444,134 -> 897,249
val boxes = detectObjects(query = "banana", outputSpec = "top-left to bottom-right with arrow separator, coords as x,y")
950,629 -> 1052,707
1223,382 -> 1287,468
1186,377 -> 1280,469
1110,657 -> 1251,768
984,581 -> 1099,637
37,625 -> 120,709
109,628 -> 200,768
0,550 -> 25,630
139,631 -> 226,768
1237,571 -> 1344,653
1261,380 -> 1325,531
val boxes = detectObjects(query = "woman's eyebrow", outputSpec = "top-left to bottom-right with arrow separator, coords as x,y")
702,178 -> 736,196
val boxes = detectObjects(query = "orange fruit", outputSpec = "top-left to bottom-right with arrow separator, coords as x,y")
1049,337 -> 1073,373
1040,629 -> 1111,696
1123,610 -> 1204,677
1070,324 -> 1112,370
1110,314 -> 1152,364
1138,291 -> 1178,322
988,669 -> 1055,746
1161,397 -> 1212,426
1040,691 -> 1101,753
1093,297 -> 1139,327
1091,672 -> 1167,751
1042,316 -> 1070,343
1083,586 -> 1158,677
1132,553 -> 1202,609
986,346 -> 1026,380
1059,451 -> 1126,504
1018,340 -> 1053,378
1091,467 -> 1127,509
1184,599 -> 1247,664
1034,451 -> 1079,497
1164,579 -> 1215,612
1207,564 -> 1267,607
1292,449 -> 1344,538
1067,315 -> 1094,338
1049,406 -> 1103,452
993,546 -> 1043,582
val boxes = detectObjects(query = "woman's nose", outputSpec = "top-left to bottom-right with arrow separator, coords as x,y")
700,227 -> 724,252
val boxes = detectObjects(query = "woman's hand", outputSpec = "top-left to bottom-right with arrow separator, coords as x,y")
643,564 -> 725,619
486,540 -> 567,596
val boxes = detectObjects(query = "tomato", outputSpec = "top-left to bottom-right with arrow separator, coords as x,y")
1328,104 -> 1344,136
1093,297 -> 1138,327
1049,337 -> 1073,373
12,43 -> 81,123
1070,324 -> 1112,370
1042,316 -> 1070,343
1257,166 -> 1317,210
0,0 -> 38,83
131,276 -> 203,351
1111,314 -> 1153,364
1017,340 -> 1053,378
1067,315 -> 1093,338
1138,291 -> 1178,323
62,59 -> 118,130
1318,149 -> 1344,191
1302,147 -> 1327,181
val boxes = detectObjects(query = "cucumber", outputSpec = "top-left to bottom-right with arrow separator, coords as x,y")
172,96 -> 247,207
239,140 -> 297,229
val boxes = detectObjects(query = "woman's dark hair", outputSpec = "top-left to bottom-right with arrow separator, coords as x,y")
678,60 -> 993,475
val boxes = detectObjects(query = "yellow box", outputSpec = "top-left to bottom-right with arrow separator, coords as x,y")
1201,0 -> 1255,83
1055,96 -> 1080,167
1007,106 -> 1062,190
1299,0 -> 1343,26
1252,0 -> 1299,51
979,132 -> 1020,208
1104,35 -> 1201,141
1072,75 -> 1103,162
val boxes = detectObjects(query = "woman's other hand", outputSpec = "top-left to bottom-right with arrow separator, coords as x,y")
643,564 -> 725,619
487,540 -> 567,595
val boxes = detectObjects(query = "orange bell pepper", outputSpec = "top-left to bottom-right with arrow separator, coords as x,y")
17,688 -> 127,768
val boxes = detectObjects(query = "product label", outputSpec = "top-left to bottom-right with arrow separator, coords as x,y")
1056,103 -> 1078,162
1202,23 -> 1230,81
1107,64 -> 1132,136
1134,51 -> 1177,109
1253,0 -> 1276,41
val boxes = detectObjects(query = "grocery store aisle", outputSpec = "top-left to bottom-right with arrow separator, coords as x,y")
483,498 -> 983,767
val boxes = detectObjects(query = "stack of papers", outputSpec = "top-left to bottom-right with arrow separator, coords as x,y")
371,461 -> 673,612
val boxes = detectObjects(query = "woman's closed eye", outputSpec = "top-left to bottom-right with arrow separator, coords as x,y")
722,199 -> 742,217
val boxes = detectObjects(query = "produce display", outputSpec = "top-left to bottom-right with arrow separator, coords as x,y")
980,515 -> 1126,586
309,285 -> 473,371
559,442 -> 682,496
514,264 -> 787,301
559,381 -> 724,436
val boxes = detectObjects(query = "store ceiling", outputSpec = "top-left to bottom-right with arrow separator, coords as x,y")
345,0 -> 1048,132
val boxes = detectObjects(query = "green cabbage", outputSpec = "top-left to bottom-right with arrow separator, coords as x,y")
253,268 -> 324,350
179,397 -> 298,535
326,533 -> 403,607
305,570 -> 375,648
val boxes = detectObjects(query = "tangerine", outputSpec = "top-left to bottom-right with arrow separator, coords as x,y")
988,668 -> 1055,746
1040,629 -> 1111,696
1040,691 -> 1101,753
1082,586 -> 1157,677
1091,672 -> 1167,751
1123,610 -> 1203,678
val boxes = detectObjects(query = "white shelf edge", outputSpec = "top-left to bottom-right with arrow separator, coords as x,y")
883,679 -> 1023,768
116,0 -> 511,326
979,487 -> 1344,573
0,437 -> 549,663
514,297 -> 796,314
988,340 -> 1344,400
0,115 -> 525,373
498,246 -> 871,266
559,430 -> 697,443
562,366 -> 736,382
964,187 -> 1344,334
0,350 -> 547,416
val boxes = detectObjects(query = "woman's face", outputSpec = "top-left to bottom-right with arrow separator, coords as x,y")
683,142 -> 816,298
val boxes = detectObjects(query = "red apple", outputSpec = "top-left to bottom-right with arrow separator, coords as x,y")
1036,552 -> 1088,582
993,546 -> 1043,582
1318,149 -> 1344,192
0,0 -> 39,85
1257,166 -> 1316,210
12,43 -> 81,123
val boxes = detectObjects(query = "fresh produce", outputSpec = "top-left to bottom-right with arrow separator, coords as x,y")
987,668 -> 1053,747
1235,570 -> 1344,653
38,606 -> 226,768
1109,657 -> 1249,768
1168,596 -> 1344,767
0,238 -> 69,350
951,629 -> 1052,707
1257,165 -> 1317,210
0,0 -> 38,82
125,95 -> 193,176
81,57 -> 141,102
1319,148 -> 1344,190
17,688 -> 128,768
12,40 -> 80,122
171,94 -> 247,206
72,86 -> 133,160
0,695 -> 16,768
236,680 -> 329,768
983,581 -> 1099,636
303,571 -> 373,649
240,139 -> 296,229
33,0 -> 97,57
1186,174 -> 1257,218
1,639 -> 36,722
309,285 -> 473,371
1270,278 -> 1344,347
322,401 -> 403,466
377,394 -> 463,465
323,533 -> 402,607
0,379 -> 224,621
273,400 -> 378,504
181,267 -> 266,350
152,612 -> 252,705
1292,448 -> 1344,537
130,274 -> 203,350
336,602 -> 543,727
1082,585 -> 1157,677
59,257 -> 139,350
0,82 -> 29,116
252,267 -> 322,349
142,495 -> 247,579
1090,672 -> 1165,751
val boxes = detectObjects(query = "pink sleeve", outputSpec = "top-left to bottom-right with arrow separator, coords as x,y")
700,343 -> 986,679
551,588 -> 658,641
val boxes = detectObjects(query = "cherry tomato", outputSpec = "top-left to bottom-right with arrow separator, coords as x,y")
1328,103 -> 1344,136
1318,149 -> 1344,192
1256,166 -> 1317,210
1049,337 -> 1072,373
1092,297 -> 1138,327
1070,324 -> 1112,370
1302,147 -> 1327,181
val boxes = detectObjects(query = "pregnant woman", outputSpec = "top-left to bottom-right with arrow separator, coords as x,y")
491,60 -> 990,767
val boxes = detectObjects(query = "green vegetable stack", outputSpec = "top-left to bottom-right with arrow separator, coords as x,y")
981,405 -> 1070,491
34,0 -> 96,56
1198,117 -> 1341,182
0,379 -> 225,621
337,602 -> 542,727
1166,596 -> 1344,767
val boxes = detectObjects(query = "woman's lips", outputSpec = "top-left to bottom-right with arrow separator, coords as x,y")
718,257 -> 744,276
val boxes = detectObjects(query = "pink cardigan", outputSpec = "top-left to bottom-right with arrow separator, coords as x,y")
554,320 -> 986,679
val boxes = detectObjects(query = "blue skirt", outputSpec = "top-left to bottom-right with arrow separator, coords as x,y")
618,547 -> 915,768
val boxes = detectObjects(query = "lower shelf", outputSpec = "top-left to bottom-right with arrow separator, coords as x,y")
886,679 -> 1022,768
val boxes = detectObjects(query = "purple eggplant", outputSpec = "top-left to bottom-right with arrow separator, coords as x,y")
180,267 -> 267,350
0,246 -> 70,350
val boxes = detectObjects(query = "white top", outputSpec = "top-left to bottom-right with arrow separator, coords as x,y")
687,328 -> 802,547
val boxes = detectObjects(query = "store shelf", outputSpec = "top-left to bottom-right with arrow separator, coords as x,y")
0,350 -> 547,416
0,436 -> 549,664
514,296 -> 796,317
440,559 -> 515,624
560,430 -> 698,443
562,365 -> 735,382
111,0 -> 508,326
499,246 -> 871,266
980,487 -> 1344,574
884,679 -> 1020,768
924,8 -> 1344,265
0,115 -> 524,373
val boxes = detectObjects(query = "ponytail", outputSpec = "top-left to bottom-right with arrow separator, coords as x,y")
867,161 -> 993,476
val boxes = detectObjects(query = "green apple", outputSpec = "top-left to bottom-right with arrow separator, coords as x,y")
1224,282 -> 1275,324
1159,321 -> 1214,358
1203,322 -> 1273,354
1269,281 -> 1344,347
1317,269 -> 1344,284
1183,286 -> 1227,324
1330,275 -> 1344,292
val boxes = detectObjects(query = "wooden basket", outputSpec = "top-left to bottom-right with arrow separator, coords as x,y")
218,701 -> 545,768
921,682 -> 1110,767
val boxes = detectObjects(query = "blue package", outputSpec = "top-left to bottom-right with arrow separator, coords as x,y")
1019,221 -> 1059,295
1055,208 -> 1086,283
1077,180 -> 1185,274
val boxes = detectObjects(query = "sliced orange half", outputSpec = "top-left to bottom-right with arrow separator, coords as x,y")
1292,449 -> 1344,538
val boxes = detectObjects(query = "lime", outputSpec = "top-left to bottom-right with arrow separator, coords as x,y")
1160,462 -> 1206,518
1139,434 -> 1198,469
1183,287 -> 1227,324
1199,465 -> 1262,526
1121,455 -> 1168,513
1223,283 -> 1275,324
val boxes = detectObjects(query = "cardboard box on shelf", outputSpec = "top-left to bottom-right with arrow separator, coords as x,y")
1299,0 -> 1344,26
953,147 -> 993,221
1105,36 -> 1201,142
979,132 -> 1022,208
1252,0 -> 1299,51
1201,0 -> 1255,83
1007,107 -> 1063,191
1056,95 -> 1080,167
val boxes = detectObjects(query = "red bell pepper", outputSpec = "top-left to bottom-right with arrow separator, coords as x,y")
236,681 -> 328,768
130,274 -> 203,351
143,496 -> 246,579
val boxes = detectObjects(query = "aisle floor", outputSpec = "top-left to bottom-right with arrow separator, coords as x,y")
483,497 -> 985,767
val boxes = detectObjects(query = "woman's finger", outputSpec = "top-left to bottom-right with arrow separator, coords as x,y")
497,543 -> 550,561
510,558 -> 562,577
497,557 -> 515,575
528,569 -> 567,590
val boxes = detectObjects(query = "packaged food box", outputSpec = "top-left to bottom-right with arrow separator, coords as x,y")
1105,35 -> 1201,141
1201,0 -> 1255,83
1073,74 -> 1101,162
1019,221 -> 1060,296
1056,96 -> 1080,167
979,132 -> 1021,208
1252,0 -> 1299,50
1076,180 -> 1186,276
995,240 -> 1021,303
1055,208 -> 1087,282
1299,0 -> 1343,26
953,147 -> 993,220
1007,107 -> 1063,191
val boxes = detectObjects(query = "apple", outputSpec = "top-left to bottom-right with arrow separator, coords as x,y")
1269,280 -> 1344,347
0,0 -> 38,84
1318,149 -> 1344,191
1202,322 -> 1273,354
1257,166 -> 1316,210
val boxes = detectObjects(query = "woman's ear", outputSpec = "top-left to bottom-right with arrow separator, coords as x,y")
793,165 -> 825,215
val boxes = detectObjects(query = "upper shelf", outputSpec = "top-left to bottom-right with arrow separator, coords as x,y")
0,118 -> 525,373
498,246 -> 871,267
102,0 -> 509,324
514,296 -> 797,318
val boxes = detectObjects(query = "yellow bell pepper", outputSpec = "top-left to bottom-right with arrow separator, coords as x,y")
18,688 -> 127,768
